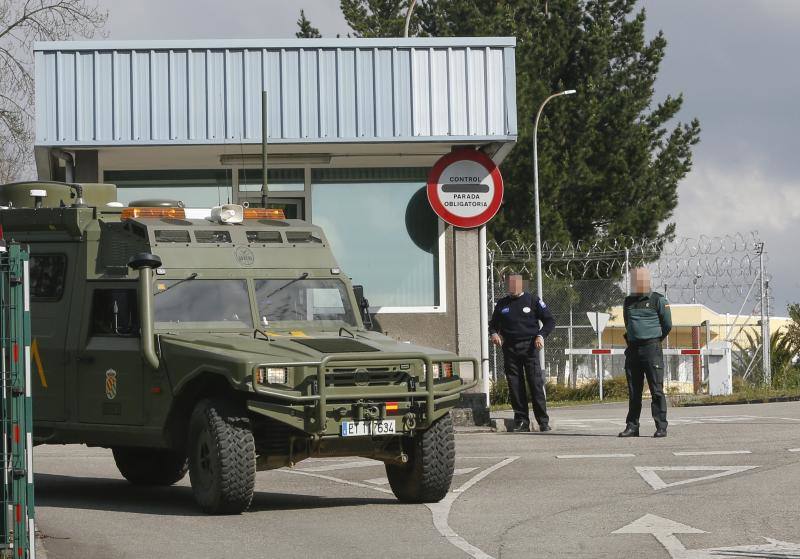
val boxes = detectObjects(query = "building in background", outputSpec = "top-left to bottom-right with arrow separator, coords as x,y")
33,37 -> 518,379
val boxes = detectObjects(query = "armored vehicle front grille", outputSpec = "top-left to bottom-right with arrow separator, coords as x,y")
325,367 -> 404,387
292,338 -> 379,353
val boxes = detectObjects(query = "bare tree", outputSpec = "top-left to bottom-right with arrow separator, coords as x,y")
0,0 -> 106,182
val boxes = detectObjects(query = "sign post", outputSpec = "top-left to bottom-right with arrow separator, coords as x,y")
428,149 -> 504,411
587,311 -> 611,400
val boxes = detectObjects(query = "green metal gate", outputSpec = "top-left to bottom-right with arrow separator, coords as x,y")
0,241 -> 35,558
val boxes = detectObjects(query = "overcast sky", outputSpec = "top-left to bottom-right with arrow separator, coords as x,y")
96,0 -> 798,314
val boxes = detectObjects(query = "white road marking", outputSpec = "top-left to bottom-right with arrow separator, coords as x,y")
297,460 -> 381,472
281,456 -> 519,559
613,514 -> 705,558
614,514 -> 800,558
428,457 -> 519,558
556,454 -> 636,459
364,467 -> 478,486
282,469 -> 393,494
635,465 -> 759,490
672,450 -> 751,456
789,448 -> 800,452
453,458 -> 516,494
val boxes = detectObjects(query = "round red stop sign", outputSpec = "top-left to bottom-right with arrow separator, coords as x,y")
426,149 -> 504,229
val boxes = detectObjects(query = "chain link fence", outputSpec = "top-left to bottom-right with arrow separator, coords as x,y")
487,234 -> 773,396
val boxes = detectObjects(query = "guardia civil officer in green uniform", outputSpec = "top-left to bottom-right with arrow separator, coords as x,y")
619,267 -> 672,438
490,274 -> 556,432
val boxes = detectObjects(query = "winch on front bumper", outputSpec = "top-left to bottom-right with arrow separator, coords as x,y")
247,352 -> 480,435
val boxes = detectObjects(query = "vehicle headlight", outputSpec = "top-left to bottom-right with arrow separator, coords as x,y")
255,366 -> 288,385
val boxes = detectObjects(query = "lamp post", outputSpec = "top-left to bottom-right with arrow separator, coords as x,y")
533,89 -> 576,369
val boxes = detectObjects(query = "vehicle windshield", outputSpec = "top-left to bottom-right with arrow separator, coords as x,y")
153,279 -> 253,329
255,278 -> 357,328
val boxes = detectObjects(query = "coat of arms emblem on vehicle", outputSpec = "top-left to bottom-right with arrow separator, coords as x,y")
105,369 -> 118,400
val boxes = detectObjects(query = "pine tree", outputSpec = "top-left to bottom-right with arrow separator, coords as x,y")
342,0 -> 701,245
295,9 -> 322,38
339,0 -> 418,38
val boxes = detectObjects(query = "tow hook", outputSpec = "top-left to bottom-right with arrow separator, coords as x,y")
402,412 -> 417,431
399,452 -> 409,464
364,405 -> 380,420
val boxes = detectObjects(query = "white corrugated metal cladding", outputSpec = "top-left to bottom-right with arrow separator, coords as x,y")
34,38 -> 517,147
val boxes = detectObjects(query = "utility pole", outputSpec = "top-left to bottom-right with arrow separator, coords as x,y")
757,242 -> 771,385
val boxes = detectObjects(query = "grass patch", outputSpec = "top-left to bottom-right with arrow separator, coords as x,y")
490,376 -> 629,407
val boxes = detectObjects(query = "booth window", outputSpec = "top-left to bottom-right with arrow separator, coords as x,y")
311,168 -> 441,311
29,254 -> 67,301
104,170 -> 233,207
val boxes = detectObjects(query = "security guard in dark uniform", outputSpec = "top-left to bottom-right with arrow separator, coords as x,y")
619,267 -> 672,438
489,274 -> 556,432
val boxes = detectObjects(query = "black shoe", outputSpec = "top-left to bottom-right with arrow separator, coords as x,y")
618,426 -> 639,437
538,424 -> 552,432
512,422 -> 531,433
653,429 -> 667,438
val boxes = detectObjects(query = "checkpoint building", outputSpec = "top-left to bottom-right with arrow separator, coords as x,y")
32,37 -> 519,385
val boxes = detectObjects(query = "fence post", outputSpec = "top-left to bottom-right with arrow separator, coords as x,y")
1,242 -> 35,558
568,283 -> 574,388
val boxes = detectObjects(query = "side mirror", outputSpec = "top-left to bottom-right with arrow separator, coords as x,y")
353,285 -> 373,330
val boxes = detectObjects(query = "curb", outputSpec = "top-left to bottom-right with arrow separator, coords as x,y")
676,395 -> 800,407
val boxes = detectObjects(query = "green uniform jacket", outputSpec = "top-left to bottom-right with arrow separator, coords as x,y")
623,291 -> 672,343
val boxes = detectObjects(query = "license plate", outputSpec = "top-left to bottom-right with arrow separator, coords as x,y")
340,420 -> 396,437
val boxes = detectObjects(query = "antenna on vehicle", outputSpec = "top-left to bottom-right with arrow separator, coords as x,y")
261,91 -> 269,209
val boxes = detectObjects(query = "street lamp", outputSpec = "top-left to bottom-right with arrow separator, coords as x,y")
533,89 -> 575,368
533,89 -> 576,301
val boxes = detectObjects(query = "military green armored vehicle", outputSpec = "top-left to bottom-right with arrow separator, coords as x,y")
0,181 -> 479,514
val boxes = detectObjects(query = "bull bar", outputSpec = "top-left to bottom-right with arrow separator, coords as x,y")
251,352 -> 481,432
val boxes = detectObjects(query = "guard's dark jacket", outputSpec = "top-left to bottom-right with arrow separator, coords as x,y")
623,291 -> 672,343
489,292 -> 555,341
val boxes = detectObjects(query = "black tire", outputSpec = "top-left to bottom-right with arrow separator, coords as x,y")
386,414 -> 455,503
112,447 -> 188,486
187,398 -> 256,514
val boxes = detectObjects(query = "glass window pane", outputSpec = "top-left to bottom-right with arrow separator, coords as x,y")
29,254 -> 67,301
153,279 -> 252,329
255,278 -> 356,327
195,230 -> 232,243
312,173 -> 439,308
105,170 -> 233,207
238,169 -> 304,192
247,231 -> 283,243
154,230 -> 190,243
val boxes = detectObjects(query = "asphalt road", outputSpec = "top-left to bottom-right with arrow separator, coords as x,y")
34,401 -> 800,559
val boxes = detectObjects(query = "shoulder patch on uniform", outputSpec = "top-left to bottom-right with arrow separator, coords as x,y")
501,307 -> 510,314
539,299 -> 547,309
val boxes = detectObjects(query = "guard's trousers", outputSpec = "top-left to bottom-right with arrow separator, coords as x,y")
503,338 -> 549,427
624,340 -> 668,431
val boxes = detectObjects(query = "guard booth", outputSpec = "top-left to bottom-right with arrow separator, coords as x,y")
32,37 -> 519,403
0,241 -> 36,558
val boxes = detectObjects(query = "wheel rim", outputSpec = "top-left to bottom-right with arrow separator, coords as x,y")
194,429 -> 215,490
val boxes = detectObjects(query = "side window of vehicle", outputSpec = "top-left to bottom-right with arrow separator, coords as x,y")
90,289 -> 139,337
29,254 -> 67,301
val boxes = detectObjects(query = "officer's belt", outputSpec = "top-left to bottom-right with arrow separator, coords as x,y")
627,337 -> 661,347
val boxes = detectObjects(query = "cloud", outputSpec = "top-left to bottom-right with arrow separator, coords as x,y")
675,163 -> 800,237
